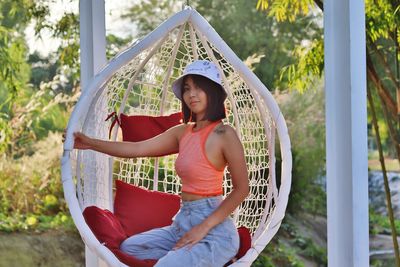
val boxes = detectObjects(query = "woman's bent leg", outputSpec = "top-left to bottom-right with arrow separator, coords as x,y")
154,197 -> 239,267
155,235 -> 237,267
155,215 -> 239,267
120,226 -> 177,260
155,242 -> 210,267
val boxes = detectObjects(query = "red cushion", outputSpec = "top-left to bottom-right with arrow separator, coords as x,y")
224,226 -> 252,266
236,226 -> 252,258
111,249 -> 157,267
82,206 -> 128,249
114,180 -> 181,237
120,112 -> 182,142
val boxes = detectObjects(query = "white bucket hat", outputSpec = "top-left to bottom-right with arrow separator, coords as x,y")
172,60 -> 224,100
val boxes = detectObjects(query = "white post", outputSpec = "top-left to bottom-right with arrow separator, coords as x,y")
325,0 -> 369,266
79,1 -> 108,267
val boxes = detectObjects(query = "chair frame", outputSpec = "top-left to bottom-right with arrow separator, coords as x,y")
62,7 -> 292,267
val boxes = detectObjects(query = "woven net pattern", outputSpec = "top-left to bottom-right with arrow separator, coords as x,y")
74,23 -> 276,236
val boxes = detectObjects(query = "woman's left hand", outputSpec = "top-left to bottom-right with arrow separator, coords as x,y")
173,223 -> 210,250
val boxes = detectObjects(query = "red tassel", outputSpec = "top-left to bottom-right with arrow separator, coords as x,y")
105,112 -> 121,139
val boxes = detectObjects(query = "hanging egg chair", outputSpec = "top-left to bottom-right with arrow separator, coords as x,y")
62,7 -> 292,267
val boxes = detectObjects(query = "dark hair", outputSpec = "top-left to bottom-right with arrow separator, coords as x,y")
180,74 -> 227,123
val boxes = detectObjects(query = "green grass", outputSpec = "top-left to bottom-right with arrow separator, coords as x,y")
369,210 -> 400,235
369,159 -> 399,172
368,151 -> 399,172
253,216 -> 327,267
0,132 -> 75,233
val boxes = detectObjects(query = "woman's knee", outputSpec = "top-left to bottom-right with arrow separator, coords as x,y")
119,236 -> 141,253
119,238 -> 131,253
155,249 -> 192,267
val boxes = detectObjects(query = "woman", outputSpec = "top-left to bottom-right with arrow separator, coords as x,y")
73,60 -> 249,267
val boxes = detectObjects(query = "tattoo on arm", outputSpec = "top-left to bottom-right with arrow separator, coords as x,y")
214,126 -> 226,135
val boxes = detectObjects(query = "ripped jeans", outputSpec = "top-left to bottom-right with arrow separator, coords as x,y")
120,196 -> 239,267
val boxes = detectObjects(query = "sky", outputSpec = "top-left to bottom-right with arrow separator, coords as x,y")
25,0 -> 138,56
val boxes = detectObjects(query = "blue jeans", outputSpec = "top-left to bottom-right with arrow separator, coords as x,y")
120,196 -> 239,267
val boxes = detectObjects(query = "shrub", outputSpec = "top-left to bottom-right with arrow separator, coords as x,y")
278,88 -> 326,215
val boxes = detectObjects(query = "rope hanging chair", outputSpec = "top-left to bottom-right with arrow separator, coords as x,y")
62,7 -> 292,267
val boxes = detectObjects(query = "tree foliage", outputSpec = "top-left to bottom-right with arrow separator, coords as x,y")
122,0 -> 322,91
366,0 -> 400,43
257,0 -> 400,159
0,0 -> 136,232
281,39 -> 323,93
0,0 -> 35,101
121,0 -> 182,36
0,0 -> 133,157
256,0 -> 317,22
281,87 -> 326,215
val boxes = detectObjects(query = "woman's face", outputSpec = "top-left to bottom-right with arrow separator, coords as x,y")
182,76 -> 208,120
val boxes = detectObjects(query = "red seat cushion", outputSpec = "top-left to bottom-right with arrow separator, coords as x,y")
114,180 -> 181,237
83,183 -> 251,266
120,112 -> 182,142
236,226 -> 252,258
224,226 -> 252,266
82,206 -> 127,249
111,249 -> 157,267
82,205 -> 159,267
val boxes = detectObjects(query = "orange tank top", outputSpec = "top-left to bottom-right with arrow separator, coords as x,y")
175,121 -> 225,196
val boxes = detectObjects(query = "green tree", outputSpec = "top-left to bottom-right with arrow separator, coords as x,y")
0,0 -> 43,154
0,0 -> 35,103
0,0 -> 134,232
121,0 -> 322,90
257,0 -> 399,161
0,0 -> 131,156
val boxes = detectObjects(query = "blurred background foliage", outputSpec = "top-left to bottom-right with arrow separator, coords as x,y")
0,0 -> 398,265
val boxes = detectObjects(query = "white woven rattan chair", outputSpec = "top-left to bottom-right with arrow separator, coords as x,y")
62,7 -> 292,267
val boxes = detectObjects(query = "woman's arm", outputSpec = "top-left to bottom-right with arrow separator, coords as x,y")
73,124 -> 185,158
174,125 -> 249,249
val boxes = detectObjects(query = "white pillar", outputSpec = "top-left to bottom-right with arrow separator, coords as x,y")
80,0 -> 107,89
325,0 -> 369,266
79,1 -> 108,267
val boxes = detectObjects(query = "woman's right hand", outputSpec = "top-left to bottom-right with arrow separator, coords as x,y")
73,132 -> 92,150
